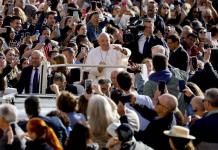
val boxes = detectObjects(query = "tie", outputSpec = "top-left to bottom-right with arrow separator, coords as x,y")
32,68 -> 39,93
143,37 -> 150,55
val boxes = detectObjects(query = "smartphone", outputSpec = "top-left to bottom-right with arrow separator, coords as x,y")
120,95 -> 131,104
158,80 -> 166,95
73,11 -> 79,20
191,56 -> 198,70
91,1 -> 97,11
0,28 -> 6,34
206,32 -> 211,41
39,35 -> 45,43
7,3 -> 14,15
179,80 -> 186,92
210,48 -> 218,65
85,79 -> 93,90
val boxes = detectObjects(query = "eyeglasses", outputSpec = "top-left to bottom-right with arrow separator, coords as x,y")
163,6 -> 169,9
156,98 -> 168,109
199,31 -> 206,34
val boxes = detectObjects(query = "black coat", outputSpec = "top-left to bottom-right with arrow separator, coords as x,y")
169,46 -> 189,71
16,66 -> 36,94
0,65 -> 12,91
25,139 -> 52,150
189,62 -> 218,92
129,35 -> 167,63
132,104 -> 176,150
190,112 -> 218,146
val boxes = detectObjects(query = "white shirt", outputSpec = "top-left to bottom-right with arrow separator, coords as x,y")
29,66 -> 41,93
126,95 -> 154,131
138,35 -> 147,54
85,45 -> 131,81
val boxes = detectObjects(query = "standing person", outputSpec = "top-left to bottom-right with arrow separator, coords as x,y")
0,52 -> 12,92
130,93 -> 178,150
16,50 -> 44,94
130,18 -> 167,63
85,32 -> 131,81
65,123 -> 99,150
164,125 -> 195,150
25,118 -> 63,150
0,104 -> 24,150
190,88 -> 218,149
167,34 -> 189,71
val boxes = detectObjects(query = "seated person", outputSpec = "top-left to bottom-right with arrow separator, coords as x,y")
46,72 -> 78,96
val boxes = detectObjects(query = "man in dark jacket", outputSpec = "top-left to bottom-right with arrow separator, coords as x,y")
190,88 -> 218,149
131,93 -> 178,150
20,96 -> 67,145
167,34 -> 189,71
129,18 -> 167,63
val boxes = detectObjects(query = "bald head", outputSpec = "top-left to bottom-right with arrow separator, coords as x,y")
160,93 -> 178,112
191,96 -> 205,115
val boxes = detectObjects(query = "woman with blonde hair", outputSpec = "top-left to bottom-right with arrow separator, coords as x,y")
87,94 -> 119,149
26,118 -> 63,150
13,7 -> 27,23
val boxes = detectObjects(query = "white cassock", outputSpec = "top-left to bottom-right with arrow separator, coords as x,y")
85,45 -> 131,82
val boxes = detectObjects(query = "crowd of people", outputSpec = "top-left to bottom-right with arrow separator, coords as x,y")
0,0 -> 218,149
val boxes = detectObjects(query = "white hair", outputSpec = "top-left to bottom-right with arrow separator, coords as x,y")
87,94 -> 119,136
31,50 -> 45,59
97,32 -> 110,41
151,45 -> 166,56
0,104 -> 17,123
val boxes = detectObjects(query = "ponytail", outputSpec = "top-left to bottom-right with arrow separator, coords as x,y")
27,118 -> 63,150
44,126 -> 63,150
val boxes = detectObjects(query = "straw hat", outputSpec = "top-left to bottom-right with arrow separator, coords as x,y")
164,125 -> 196,140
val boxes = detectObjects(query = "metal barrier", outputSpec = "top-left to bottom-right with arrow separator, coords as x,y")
39,61 -> 128,94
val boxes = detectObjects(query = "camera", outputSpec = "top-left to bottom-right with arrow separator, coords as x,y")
123,17 -> 144,44
119,95 -> 132,104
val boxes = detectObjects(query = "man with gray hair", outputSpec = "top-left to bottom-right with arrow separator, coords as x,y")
16,50 -> 44,94
85,32 -> 131,81
0,104 -> 24,150
190,88 -> 218,149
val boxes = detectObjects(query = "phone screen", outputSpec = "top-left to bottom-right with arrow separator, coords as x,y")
85,79 -> 92,89
91,1 -> 97,10
179,80 -> 186,92
73,11 -> 79,19
191,57 -> 198,70
7,3 -> 14,15
158,80 -> 166,94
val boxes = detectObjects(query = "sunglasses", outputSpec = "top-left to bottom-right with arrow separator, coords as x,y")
163,6 -> 169,9
156,98 -> 168,109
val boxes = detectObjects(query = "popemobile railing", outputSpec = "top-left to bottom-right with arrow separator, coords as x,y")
39,61 -> 128,94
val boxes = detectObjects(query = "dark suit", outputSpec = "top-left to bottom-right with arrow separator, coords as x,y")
129,34 -> 167,63
68,68 -> 81,84
189,62 -> 218,92
132,104 -> 176,150
169,46 -> 189,71
190,111 -> 218,146
16,66 -> 39,94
